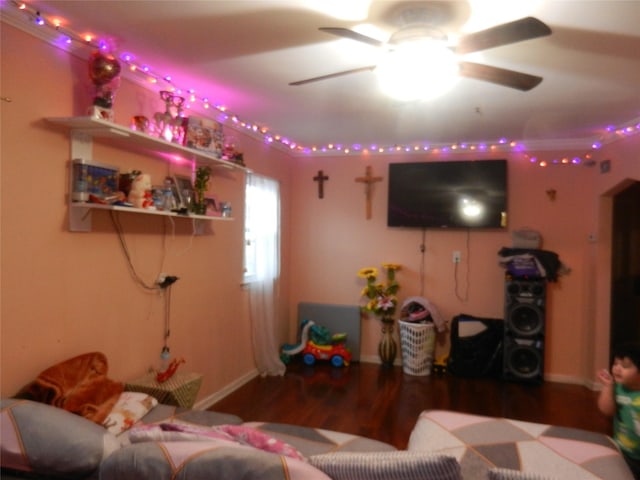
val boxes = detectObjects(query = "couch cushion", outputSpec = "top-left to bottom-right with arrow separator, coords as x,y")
308,450 -> 462,480
0,398 -> 120,478
408,410 -> 634,480
99,440 -> 332,480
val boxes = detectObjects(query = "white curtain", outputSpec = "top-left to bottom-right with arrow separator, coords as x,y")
245,173 -> 286,376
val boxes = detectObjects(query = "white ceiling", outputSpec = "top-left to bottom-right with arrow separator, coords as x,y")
3,0 -> 640,156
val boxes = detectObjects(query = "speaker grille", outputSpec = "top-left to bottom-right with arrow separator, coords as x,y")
503,278 -> 546,383
506,303 -> 544,337
505,340 -> 543,379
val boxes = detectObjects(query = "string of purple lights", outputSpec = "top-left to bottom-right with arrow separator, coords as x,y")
7,0 -> 640,164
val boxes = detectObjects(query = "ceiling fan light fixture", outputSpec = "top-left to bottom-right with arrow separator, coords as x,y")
375,40 -> 459,101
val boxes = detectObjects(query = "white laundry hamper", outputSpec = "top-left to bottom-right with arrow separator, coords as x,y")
399,320 -> 436,376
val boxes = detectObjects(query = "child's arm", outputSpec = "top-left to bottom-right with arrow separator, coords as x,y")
597,368 -> 617,417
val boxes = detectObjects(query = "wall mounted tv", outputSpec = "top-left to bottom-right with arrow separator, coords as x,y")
387,159 -> 508,229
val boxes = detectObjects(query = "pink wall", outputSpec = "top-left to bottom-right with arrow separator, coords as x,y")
0,24 -> 294,400
2,23 -> 638,400
287,142 -> 638,383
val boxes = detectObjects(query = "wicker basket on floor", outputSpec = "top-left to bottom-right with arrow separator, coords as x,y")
399,321 -> 435,376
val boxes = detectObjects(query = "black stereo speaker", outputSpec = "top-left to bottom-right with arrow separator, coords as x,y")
503,279 -> 546,382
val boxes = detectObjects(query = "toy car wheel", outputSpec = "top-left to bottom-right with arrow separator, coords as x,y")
303,353 -> 316,366
331,355 -> 344,367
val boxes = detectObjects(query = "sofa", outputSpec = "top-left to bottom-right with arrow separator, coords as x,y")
2,399 -> 635,480
5,394 -> 476,479
0,352 -> 634,480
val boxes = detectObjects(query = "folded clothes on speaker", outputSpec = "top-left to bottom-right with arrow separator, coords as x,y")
497,247 -> 568,281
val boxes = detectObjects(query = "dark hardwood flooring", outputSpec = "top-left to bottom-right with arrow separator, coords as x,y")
210,360 -> 611,450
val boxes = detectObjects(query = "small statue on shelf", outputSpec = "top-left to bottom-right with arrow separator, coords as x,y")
128,173 -> 154,209
88,50 -> 121,121
154,91 -> 186,143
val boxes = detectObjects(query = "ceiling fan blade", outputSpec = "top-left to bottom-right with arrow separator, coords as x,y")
459,62 -> 543,91
289,66 -> 376,86
456,17 -> 551,54
319,27 -> 385,48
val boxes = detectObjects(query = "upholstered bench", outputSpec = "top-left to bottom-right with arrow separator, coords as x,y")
408,410 -> 634,480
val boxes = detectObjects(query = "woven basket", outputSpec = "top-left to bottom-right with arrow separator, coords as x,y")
125,372 -> 203,408
399,321 -> 435,376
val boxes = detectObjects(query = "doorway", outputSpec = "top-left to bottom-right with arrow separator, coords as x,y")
609,181 -> 640,352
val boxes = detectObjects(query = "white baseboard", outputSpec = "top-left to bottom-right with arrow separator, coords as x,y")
544,373 -> 600,390
193,368 -> 259,411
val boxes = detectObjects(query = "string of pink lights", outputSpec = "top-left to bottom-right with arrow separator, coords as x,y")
8,0 -> 640,165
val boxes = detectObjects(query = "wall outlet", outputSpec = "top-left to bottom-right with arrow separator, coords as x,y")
452,251 -> 461,263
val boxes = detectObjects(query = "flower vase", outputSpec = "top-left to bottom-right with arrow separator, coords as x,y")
378,317 -> 397,367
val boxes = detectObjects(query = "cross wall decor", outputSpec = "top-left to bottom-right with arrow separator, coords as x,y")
355,165 -> 383,220
313,170 -> 329,199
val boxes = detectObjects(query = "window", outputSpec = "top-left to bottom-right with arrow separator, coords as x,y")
244,174 -> 280,284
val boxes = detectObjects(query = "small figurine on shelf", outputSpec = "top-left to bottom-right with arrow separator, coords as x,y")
88,50 -> 121,121
154,91 -> 186,144
128,173 -> 154,209
222,143 -> 245,166
161,177 -> 177,211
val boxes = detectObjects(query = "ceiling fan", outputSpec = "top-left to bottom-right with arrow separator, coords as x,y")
289,11 -> 552,93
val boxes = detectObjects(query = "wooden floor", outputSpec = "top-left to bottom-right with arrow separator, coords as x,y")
210,360 -> 611,450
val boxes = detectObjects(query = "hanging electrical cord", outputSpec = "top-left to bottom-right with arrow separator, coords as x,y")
419,228 -> 427,297
110,210 -> 158,290
162,281 -> 175,350
454,229 -> 471,302
109,210 -> 181,377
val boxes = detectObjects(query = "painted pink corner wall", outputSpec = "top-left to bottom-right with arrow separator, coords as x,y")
287,143 -> 639,383
2,22 -> 639,398
0,24 -> 294,398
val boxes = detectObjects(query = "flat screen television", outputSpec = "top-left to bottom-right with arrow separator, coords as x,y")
387,159 -> 508,229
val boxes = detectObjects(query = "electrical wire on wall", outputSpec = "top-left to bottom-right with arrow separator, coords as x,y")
454,229 -> 471,302
110,210 -> 179,371
419,228 -> 427,297
110,210 -> 160,291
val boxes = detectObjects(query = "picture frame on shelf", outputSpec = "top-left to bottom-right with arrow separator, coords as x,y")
204,196 -> 221,217
173,174 -> 194,210
183,116 -> 224,155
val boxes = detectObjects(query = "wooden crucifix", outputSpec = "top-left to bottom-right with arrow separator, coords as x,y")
355,165 -> 383,219
313,170 -> 329,199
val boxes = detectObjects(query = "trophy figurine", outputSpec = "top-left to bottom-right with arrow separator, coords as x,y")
88,50 -> 121,121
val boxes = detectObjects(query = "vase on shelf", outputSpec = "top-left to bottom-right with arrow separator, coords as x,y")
378,316 -> 397,367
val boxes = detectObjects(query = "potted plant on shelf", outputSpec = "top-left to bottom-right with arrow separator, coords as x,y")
192,165 -> 211,215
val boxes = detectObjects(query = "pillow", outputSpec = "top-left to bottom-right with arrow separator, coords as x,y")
488,468 -> 558,480
308,450 -> 463,480
103,391 -> 158,435
0,398 -> 120,477
100,441 -> 332,480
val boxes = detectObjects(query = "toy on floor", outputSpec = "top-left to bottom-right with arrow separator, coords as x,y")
432,355 -> 448,375
281,320 -> 352,367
